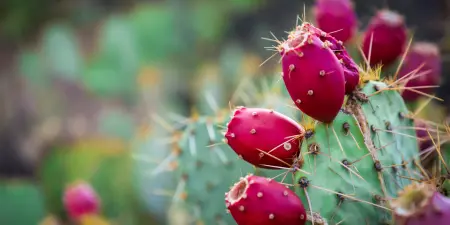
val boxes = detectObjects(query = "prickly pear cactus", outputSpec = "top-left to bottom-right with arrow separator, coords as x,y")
203,20 -> 430,225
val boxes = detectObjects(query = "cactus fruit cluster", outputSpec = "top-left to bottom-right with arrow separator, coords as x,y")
223,77 -> 426,224
129,2 -> 450,225
159,5 -> 450,225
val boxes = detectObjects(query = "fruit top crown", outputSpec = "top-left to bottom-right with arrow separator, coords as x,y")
377,9 -> 404,27
279,22 -> 325,53
280,31 -> 308,52
228,178 -> 249,203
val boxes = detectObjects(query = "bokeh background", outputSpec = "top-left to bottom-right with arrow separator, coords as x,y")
1,0 -> 450,224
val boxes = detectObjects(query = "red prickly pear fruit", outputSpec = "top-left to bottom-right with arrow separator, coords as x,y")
225,107 -> 305,169
398,42 -> 441,102
313,0 -> 358,44
392,182 -> 450,225
63,181 -> 100,220
225,174 -> 307,225
298,23 -> 360,94
362,9 -> 408,67
280,23 -> 345,123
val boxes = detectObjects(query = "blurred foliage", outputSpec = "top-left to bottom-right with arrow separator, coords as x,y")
0,181 -> 46,225
132,124 -> 176,224
39,138 -> 143,224
128,4 -> 180,64
41,24 -> 83,81
0,0 -> 54,40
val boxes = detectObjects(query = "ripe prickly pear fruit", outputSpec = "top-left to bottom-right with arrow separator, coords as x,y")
392,182 -> 450,225
63,181 -> 100,220
225,174 -> 307,225
280,23 -> 346,123
313,0 -> 358,44
225,107 -> 305,169
299,22 -> 360,94
362,9 -> 408,67
398,42 -> 441,102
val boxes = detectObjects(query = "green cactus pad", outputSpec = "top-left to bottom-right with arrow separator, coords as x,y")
294,80 -> 421,225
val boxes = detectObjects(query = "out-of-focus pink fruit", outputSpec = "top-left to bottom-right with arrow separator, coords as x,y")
398,42 -> 441,102
362,9 -> 408,67
415,120 -> 434,152
313,0 -> 358,44
63,181 -> 100,220
225,107 -> 305,169
279,23 -> 346,123
392,182 -> 450,225
225,174 -> 307,225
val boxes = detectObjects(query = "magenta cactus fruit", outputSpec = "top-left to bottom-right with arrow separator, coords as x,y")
63,181 -> 100,219
280,23 -> 346,123
362,9 -> 408,67
392,183 -> 450,225
398,42 -> 441,102
225,174 -> 307,225
313,0 -> 358,44
225,107 -> 305,169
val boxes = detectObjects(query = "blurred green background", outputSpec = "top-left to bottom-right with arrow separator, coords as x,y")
0,0 -> 449,224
